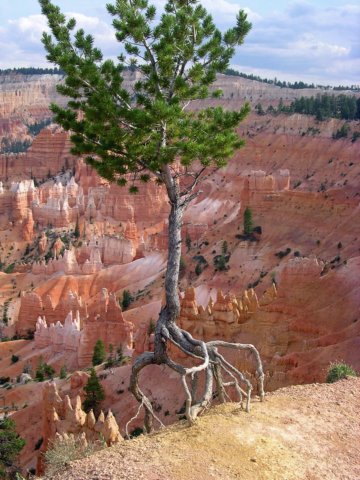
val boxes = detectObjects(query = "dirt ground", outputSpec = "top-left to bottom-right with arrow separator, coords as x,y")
47,377 -> 360,480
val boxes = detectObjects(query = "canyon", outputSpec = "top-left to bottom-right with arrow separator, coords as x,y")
0,72 -> 359,476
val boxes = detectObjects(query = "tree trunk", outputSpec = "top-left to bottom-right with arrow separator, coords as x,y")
154,182 -> 184,363
129,169 -> 265,432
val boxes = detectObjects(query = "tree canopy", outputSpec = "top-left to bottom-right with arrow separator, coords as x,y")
92,339 -> 106,366
83,368 -> 105,416
39,0 -> 251,193
0,417 -> 25,477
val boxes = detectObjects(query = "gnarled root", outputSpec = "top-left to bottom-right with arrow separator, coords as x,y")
129,323 -> 264,432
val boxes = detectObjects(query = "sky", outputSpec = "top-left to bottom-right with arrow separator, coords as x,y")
0,0 -> 359,86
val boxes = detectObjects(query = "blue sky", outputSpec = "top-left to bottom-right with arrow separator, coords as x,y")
0,0 -> 359,86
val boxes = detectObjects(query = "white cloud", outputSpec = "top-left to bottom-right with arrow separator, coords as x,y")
9,15 -> 48,44
0,2 -> 358,85
234,2 -> 359,85
200,0 -> 261,22
289,34 -> 349,58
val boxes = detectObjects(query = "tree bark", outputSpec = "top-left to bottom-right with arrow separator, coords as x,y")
154,166 -> 184,362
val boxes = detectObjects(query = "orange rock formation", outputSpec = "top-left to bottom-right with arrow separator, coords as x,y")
38,381 -> 122,474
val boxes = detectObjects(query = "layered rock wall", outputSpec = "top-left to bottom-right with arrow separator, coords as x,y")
34,311 -> 81,352
178,285 -> 273,341
0,128 -> 77,181
32,248 -> 103,276
78,289 -> 134,367
0,74 -> 65,119
17,290 -> 87,336
29,288 -> 133,368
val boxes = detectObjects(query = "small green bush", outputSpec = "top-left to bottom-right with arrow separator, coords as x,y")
83,368 -> 105,416
35,360 -> 55,382
326,362 -> 357,383
195,263 -> 202,276
11,355 -> 19,364
332,123 -> 350,139
0,417 -> 26,477
243,207 -> 253,235
4,263 -> 15,274
120,289 -> 134,311
148,320 -> 156,336
130,427 -> 144,438
92,339 -> 106,366
275,247 -> 291,259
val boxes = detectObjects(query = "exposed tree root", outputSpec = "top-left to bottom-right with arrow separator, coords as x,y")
128,171 -> 265,432
129,320 -> 265,432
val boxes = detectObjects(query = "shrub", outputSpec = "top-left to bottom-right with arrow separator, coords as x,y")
275,247 -> 292,259
192,255 -> 207,265
116,344 -> 124,362
11,355 -> 19,364
3,302 -> 11,318
0,417 -> 26,477
243,207 -> 253,235
213,254 -> 228,271
148,320 -> 156,336
104,356 -> 115,369
92,339 -> 106,366
104,344 -> 115,369
59,366 -> 67,379
35,359 -> 55,382
326,362 -> 357,383
83,368 -> 105,416
44,435 -> 100,479
332,123 -> 350,139
352,131 -> 360,142
130,427 -> 144,438
74,217 -> 80,239
221,241 -> 228,255
44,363 -> 55,378
120,289 -> 134,311
195,263 -> 202,276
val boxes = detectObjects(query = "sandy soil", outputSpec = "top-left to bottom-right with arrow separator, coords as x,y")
46,377 -> 360,480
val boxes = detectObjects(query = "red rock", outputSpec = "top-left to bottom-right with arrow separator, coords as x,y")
22,209 -> 34,242
78,289 -> 133,367
37,381 -> 122,474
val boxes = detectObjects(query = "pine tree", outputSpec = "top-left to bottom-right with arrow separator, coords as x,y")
92,339 -> 106,366
0,417 -> 26,477
82,368 -> 105,416
121,289 -> 133,311
243,207 -> 253,235
39,0 -> 265,431
74,216 -> 80,239
35,358 -> 55,381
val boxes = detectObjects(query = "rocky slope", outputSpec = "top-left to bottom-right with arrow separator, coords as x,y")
43,377 -> 360,480
0,72 -> 359,475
